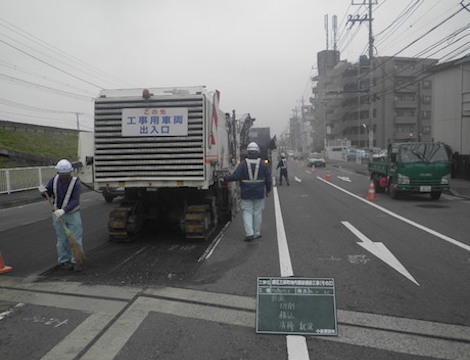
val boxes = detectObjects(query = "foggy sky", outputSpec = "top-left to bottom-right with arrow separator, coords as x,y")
0,0 -> 468,135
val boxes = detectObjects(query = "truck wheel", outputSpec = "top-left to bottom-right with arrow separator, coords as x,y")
430,191 -> 441,200
373,178 -> 384,193
103,189 -> 115,203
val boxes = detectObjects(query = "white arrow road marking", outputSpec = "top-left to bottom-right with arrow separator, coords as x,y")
341,221 -> 420,286
318,176 -> 470,253
295,176 -> 302,183
337,176 -> 352,182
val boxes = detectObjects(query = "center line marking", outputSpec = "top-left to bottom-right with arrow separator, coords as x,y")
317,176 -> 470,253
273,182 -> 310,360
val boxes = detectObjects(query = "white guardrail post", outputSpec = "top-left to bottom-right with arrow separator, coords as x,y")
6,169 -> 11,194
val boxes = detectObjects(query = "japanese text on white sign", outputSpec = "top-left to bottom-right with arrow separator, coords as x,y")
122,108 -> 188,137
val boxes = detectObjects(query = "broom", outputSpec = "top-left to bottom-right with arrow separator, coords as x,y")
44,192 -> 86,264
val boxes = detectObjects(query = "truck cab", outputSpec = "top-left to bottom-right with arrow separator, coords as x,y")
369,142 -> 451,200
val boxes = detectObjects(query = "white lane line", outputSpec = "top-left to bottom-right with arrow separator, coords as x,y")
294,176 -> 302,183
342,221 -> 419,286
273,185 -> 310,360
198,221 -> 231,262
305,170 -> 311,175
317,176 -> 470,253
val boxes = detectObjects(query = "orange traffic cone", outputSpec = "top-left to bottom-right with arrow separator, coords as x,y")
324,170 -> 332,181
366,180 -> 377,201
0,252 -> 12,274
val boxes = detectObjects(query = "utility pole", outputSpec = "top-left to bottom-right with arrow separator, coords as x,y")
348,0 -> 377,148
75,112 -> 80,131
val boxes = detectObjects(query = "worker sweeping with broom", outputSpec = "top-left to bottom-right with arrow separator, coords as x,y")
39,159 -> 85,272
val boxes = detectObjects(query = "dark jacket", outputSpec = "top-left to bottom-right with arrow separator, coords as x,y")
277,159 -> 288,170
224,158 -> 272,200
45,175 -> 81,213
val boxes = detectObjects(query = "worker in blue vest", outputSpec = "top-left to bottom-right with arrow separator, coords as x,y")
39,159 -> 84,271
276,152 -> 290,186
224,142 -> 272,241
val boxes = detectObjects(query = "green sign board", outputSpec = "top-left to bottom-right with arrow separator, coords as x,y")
256,277 -> 337,336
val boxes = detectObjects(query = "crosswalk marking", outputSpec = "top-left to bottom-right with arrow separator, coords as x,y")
1,279 -> 470,359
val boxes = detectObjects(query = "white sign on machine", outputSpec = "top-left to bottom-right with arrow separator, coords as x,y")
121,108 -> 188,137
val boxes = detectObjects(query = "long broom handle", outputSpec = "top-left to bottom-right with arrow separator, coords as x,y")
43,191 -> 85,263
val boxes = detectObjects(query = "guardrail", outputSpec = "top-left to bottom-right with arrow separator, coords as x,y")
0,166 -> 57,194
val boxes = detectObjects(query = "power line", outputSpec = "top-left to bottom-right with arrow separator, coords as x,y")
0,72 -> 93,100
0,96 -> 92,116
0,59 -> 97,96
376,2 -> 462,56
356,4 -> 466,83
373,42 -> 470,100
337,4 -> 364,48
0,37 -> 105,89
0,16 -> 131,88
0,109 -> 93,131
374,0 -> 424,49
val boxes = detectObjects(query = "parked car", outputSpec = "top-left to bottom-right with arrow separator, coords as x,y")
307,153 -> 326,167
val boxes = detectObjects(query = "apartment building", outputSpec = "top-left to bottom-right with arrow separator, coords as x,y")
312,53 -> 437,149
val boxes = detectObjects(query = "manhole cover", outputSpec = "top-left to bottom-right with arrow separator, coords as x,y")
416,204 -> 449,209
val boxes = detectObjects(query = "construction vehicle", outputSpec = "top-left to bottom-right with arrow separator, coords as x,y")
247,127 -> 276,164
368,142 -> 451,200
79,86 -> 239,240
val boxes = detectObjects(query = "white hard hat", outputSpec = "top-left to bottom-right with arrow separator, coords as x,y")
247,142 -> 260,152
55,159 -> 73,173
281,153 -> 286,157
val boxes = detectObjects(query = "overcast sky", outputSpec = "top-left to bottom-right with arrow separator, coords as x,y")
0,0 -> 468,135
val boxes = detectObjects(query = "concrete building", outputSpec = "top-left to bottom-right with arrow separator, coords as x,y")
312,53 -> 438,149
373,56 -> 437,147
430,55 -> 470,179
430,55 -> 470,154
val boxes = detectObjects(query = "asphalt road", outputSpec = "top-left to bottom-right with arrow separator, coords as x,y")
1,159 -> 469,359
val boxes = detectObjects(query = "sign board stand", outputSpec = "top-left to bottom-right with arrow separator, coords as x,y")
256,277 -> 337,336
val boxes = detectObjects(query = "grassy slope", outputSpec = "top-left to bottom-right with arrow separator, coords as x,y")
0,129 -> 78,167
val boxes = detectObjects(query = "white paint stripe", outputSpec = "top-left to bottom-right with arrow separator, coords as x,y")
342,221 -> 419,286
273,185 -> 310,359
294,176 -> 302,183
41,313 -> 115,360
273,186 -> 293,277
79,293 -> 470,360
317,176 -> 470,253
337,176 -> 352,182
198,221 -> 231,262
305,170 -> 310,175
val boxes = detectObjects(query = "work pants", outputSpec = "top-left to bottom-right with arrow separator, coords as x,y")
240,198 -> 265,237
279,168 -> 289,185
52,211 -> 83,264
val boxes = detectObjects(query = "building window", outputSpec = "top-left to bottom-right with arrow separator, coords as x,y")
395,61 -> 415,71
395,94 -> 415,102
422,95 -> 431,104
422,80 -> 432,89
396,109 -> 415,117
421,110 -> 431,119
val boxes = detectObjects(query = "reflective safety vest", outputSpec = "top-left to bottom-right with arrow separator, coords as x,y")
241,158 -> 264,184
53,175 -> 79,212
279,159 -> 287,169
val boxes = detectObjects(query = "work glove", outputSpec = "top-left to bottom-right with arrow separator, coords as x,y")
54,209 -> 65,219
38,185 -> 47,193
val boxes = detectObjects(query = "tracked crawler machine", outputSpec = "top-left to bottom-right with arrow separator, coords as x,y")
79,87 -> 239,240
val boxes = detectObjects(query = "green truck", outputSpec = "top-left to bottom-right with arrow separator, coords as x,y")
368,142 -> 452,200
